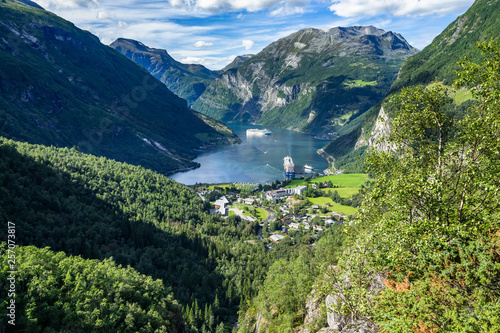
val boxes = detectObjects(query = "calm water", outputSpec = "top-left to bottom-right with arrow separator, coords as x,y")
170,124 -> 330,185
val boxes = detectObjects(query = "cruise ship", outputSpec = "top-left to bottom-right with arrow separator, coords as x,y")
284,157 -> 314,178
246,128 -> 272,136
284,156 -> 295,177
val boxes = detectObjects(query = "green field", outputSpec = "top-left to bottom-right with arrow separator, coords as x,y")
321,187 -> 360,198
308,197 -> 358,215
344,79 -> 377,88
235,204 -> 269,221
287,173 -> 369,188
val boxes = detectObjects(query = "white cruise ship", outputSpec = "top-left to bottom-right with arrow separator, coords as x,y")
246,128 -> 272,136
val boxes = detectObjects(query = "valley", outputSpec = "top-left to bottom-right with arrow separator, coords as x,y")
0,0 -> 499,332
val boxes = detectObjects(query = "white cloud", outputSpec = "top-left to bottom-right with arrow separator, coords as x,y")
179,55 -> 237,70
168,0 -> 311,13
329,0 -> 474,18
117,21 -> 128,29
270,5 -> 305,17
96,10 -> 114,19
35,0 -> 100,9
194,40 -> 214,48
242,40 -> 254,50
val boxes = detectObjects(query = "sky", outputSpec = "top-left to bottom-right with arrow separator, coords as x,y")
33,0 -> 475,70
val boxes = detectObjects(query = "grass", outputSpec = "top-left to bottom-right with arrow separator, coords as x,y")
287,173 -> 369,188
235,204 -> 269,221
321,187 -> 360,198
308,197 -> 358,215
344,79 -> 378,87
288,174 -> 367,216
208,183 -> 233,190
427,82 -> 473,105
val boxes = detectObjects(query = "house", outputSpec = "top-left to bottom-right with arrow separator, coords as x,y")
270,234 -> 285,244
265,185 -> 307,201
294,185 -> 307,195
243,198 -> 255,205
289,222 -> 301,229
312,205 -> 319,209
214,196 -> 229,216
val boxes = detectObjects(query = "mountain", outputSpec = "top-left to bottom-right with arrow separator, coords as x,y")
388,0 -> 500,92
0,0 -> 239,175
326,0 -> 500,172
222,54 -> 253,71
192,26 -> 418,137
110,38 -> 219,105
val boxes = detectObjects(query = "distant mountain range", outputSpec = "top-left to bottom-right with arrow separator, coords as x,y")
0,0 -> 239,175
110,38 -> 219,106
113,27 -> 417,139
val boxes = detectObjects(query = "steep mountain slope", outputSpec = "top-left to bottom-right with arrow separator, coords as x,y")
326,0 -> 500,172
388,0 -> 500,92
193,26 -> 417,136
222,54 -> 253,71
110,38 -> 219,105
0,0 -> 239,175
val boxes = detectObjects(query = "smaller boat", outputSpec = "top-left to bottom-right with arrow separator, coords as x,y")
304,164 -> 314,172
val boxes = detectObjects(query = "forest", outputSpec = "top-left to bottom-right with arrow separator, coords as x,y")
0,134 -> 345,332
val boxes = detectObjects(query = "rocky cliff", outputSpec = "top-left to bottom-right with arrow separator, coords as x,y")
193,26 -> 418,137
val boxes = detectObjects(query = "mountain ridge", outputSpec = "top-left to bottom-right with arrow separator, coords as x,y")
110,38 -> 219,105
0,0 -> 239,175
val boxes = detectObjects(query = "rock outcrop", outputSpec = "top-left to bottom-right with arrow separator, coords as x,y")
354,106 -> 393,152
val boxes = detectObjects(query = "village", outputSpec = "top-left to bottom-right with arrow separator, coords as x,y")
192,173 -> 367,245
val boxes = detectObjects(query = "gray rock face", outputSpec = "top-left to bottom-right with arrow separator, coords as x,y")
355,106 -> 394,152
324,272 -> 385,333
193,26 -> 417,134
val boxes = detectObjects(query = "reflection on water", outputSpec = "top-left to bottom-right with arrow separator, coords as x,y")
170,123 -> 330,185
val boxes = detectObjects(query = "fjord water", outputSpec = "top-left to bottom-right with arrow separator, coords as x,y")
170,124 -> 330,185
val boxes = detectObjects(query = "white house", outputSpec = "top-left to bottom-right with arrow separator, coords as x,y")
270,234 -> 285,243
265,185 -> 307,201
214,196 -> 229,216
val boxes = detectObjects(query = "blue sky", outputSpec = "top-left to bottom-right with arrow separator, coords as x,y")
34,0 -> 475,70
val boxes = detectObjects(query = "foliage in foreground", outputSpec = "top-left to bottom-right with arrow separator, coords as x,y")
0,245 -> 182,332
329,40 -> 500,332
